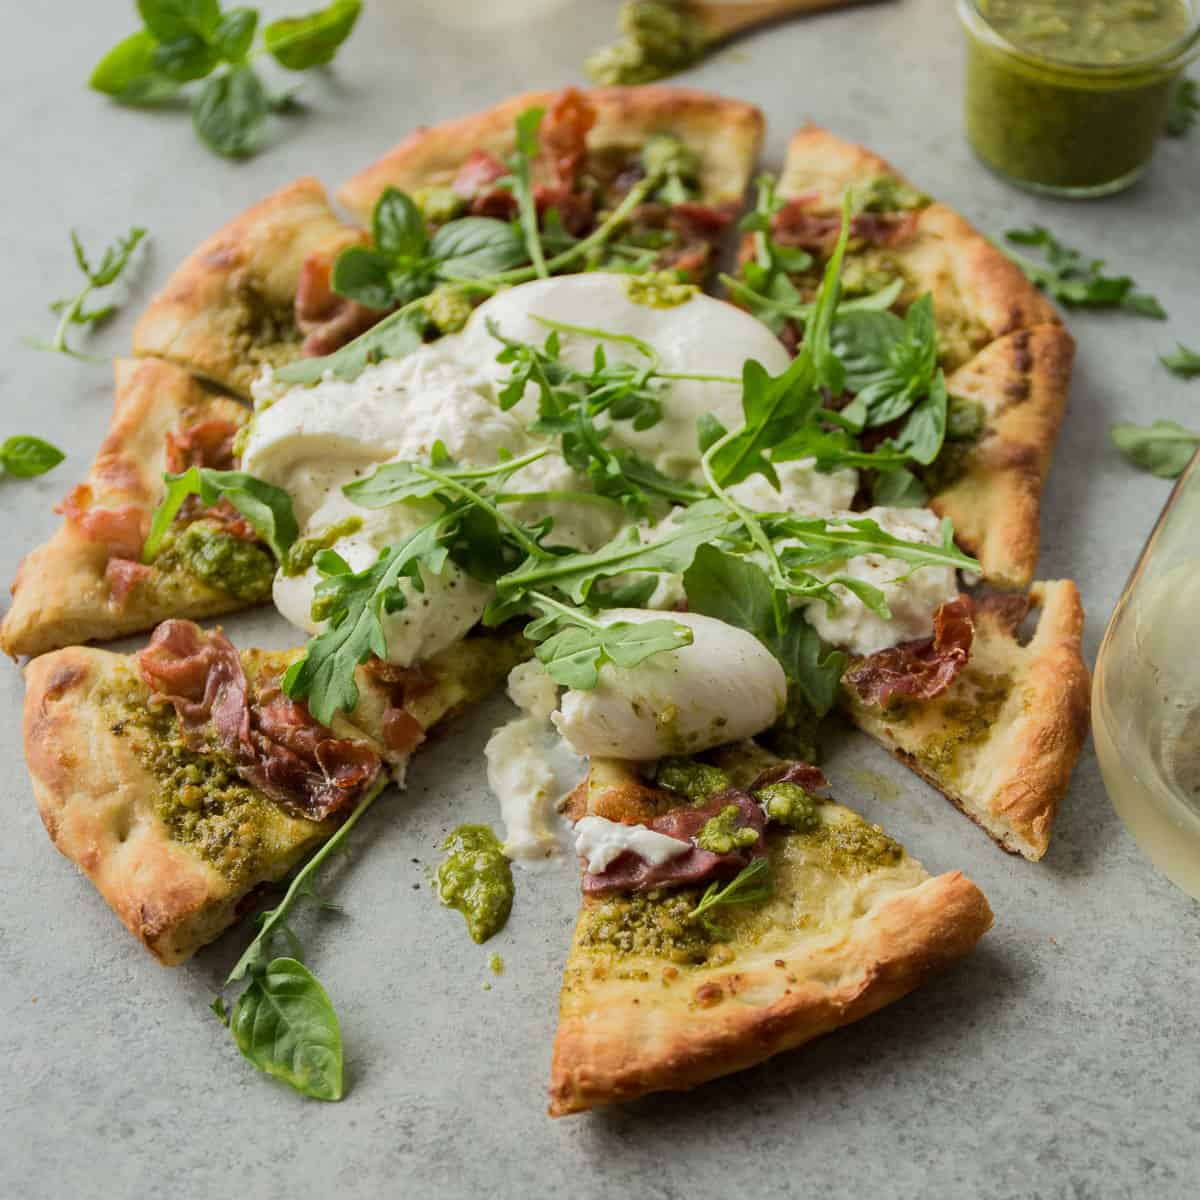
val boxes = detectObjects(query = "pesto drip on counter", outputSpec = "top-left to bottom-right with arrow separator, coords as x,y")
436,825 -> 514,944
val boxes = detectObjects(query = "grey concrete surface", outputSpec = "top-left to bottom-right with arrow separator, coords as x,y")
2,2 -> 1198,1197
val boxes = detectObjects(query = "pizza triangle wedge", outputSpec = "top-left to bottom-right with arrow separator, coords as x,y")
548,750 -> 992,1117
2,357 -> 264,659
23,620 -> 524,964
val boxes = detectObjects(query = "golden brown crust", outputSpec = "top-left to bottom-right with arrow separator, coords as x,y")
22,631 -> 527,964
132,178 -> 364,397
337,86 -> 765,220
23,647 -> 329,965
1,358 -> 252,660
778,125 -> 1060,364
932,325 -> 1075,589
549,864 -> 991,1116
843,580 -> 1091,860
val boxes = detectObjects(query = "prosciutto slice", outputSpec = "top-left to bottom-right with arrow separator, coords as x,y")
772,202 -> 920,254
581,792 -> 767,896
295,247 -> 384,357
844,595 -> 976,708
138,620 -> 381,821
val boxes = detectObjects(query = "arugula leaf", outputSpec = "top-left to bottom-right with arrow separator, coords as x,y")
230,958 -> 343,1101
1161,343 -> 1200,379
0,436 -> 65,479
1005,226 -> 1166,318
90,30 -> 181,103
264,0 -> 362,70
1167,77 -> 1198,137
30,226 -> 147,361
1111,420 -> 1199,478
503,106 -> 548,279
344,445 -> 548,509
688,858 -> 772,937
192,64 -> 269,159
143,466 -> 299,561
281,517 -> 456,724
523,594 -> 692,690
871,465 -> 928,507
274,303 -> 428,385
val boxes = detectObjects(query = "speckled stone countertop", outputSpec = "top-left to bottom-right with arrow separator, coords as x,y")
2,2 -> 1198,1197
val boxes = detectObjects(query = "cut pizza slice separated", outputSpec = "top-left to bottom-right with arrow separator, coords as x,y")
2,357 -> 270,659
337,84 -> 765,287
729,124 -> 1073,589
538,622 -> 992,1116
23,619 -> 524,965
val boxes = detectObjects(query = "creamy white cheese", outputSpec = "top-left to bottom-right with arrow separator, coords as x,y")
573,815 -> 691,875
801,505 -> 960,656
552,609 -> 787,759
457,273 -> 793,478
727,456 -> 859,516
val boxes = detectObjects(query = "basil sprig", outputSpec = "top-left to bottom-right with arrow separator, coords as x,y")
90,1 -> 361,159
0,436 -> 65,480
28,227 -> 147,362
1111,420 -> 1199,479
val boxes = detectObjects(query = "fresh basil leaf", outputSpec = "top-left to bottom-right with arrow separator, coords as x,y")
138,0 -> 221,42
274,303 -> 428,385
144,466 -> 299,561
1111,420 -> 1199,478
430,217 -> 527,279
330,246 -> 396,310
1161,343 -> 1200,379
89,30 -> 181,103
264,0 -> 362,70
191,64 -> 269,159
372,187 -> 428,263
892,369 -> 948,466
871,465 -> 928,507
0,435 -> 66,479
151,32 -> 219,82
230,958 -> 343,1101
213,7 -> 258,62
772,614 -> 846,717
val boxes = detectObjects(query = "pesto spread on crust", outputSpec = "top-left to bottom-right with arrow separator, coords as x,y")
154,520 -> 275,602
97,670 -> 324,881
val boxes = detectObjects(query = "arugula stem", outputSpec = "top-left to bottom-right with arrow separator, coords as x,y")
226,776 -> 388,986
530,315 -> 659,368
494,488 -> 625,510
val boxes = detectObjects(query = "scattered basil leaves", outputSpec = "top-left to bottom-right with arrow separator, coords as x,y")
0,436 -> 66,480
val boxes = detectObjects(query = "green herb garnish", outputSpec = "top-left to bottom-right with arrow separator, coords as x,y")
0,436 -> 66,480
1005,226 -> 1165,317
89,1 -> 362,160
1161,343 -> 1200,380
688,857 -> 772,937
28,227 -> 146,361
1111,420 -> 1199,478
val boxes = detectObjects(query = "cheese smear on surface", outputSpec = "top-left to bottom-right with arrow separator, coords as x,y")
573,815 -> 691,874
552,610 -> 788,760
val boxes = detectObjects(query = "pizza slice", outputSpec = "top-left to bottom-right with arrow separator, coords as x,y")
2,357 -> 268,659
23,619 -> 524,964
729,125 -> 1072,589
337,84 -> 764,287
548,746 -> 992,1116
132,177 -> 369,398
841,581 -> 1089,860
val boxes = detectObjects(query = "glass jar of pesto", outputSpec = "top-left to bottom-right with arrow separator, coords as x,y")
959,0 -> 1200,196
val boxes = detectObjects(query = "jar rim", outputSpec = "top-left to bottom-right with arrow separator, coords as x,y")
957,0 -> 1200,78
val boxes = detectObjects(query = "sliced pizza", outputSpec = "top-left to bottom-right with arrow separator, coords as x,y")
337,85 -> 765,286
23,619 -> 524,964
2,357 -> 266,659
132,177 -> 368,398
842,581 -> 1090,861
729,125 -> 1072,589
548,746 -> 992,1116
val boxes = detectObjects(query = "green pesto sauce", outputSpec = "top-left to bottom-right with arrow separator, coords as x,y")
413,186 -> 466,225
653,757 -> 731,803
641,133 -> 702,205
913,672 -> 1014,782
578,886 -> 715,962
966,0 -> 1190,190
757,782 -> 820,833
980,0 -> 1191,65
424,284 -> 474,334
226,277 -> 300,372
98,676 -> 300,880
761,687 -> 824,764
625,271 -> 697,309
797,818 -> 904,875
922,394 -> 987,493
436,825 -> 514,944
585,1 -> 708,86
282,516 -> 364,577
695,805 -> 760,854
158,520 -> 275,603
852,174 -> 931,214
